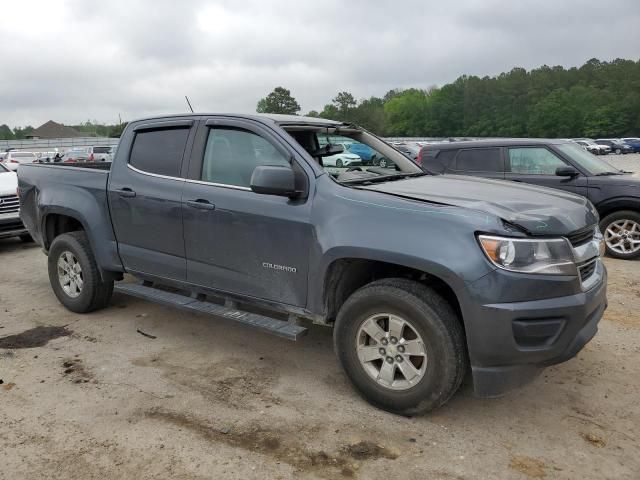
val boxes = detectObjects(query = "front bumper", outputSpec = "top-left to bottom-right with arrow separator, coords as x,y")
0,212 -> 28,239
462,262 -> 607,397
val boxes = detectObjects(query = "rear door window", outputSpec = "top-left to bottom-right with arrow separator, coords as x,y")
507,147 -> 566,175
454,148 -> 502,172
129,127 -> 190,177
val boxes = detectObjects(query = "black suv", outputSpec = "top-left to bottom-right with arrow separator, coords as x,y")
418,139 -> 640,259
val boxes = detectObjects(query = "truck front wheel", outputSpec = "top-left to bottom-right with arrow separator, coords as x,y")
48,231 -> 114,313
334,278 -> 466,416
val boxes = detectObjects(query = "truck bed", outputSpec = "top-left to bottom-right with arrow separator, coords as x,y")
18,162 -> 114,260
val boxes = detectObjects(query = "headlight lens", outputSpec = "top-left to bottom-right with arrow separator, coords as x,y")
478,235 -> 577,275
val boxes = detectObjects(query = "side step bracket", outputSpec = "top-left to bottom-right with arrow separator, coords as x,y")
114,283 -> 308,341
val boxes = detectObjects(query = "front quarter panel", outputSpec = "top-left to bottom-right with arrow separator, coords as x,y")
307,175 -> 504,315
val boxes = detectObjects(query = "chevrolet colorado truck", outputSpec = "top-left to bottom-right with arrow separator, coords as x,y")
18,114 -> 607,415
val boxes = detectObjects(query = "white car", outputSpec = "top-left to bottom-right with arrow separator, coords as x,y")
0,151 -> 37,170
0,162 -> 31,241
323,143 -> 362,168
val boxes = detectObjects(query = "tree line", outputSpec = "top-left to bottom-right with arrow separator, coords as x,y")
256,58 -> 640,138
3,58 -> 637,141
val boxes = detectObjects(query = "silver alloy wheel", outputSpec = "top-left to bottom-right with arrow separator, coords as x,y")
379,158 -> 388,168
356,313 -> 427,391
57,251 -> 84,298
604,219 -> 640,255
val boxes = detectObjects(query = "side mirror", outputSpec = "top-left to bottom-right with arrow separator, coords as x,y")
250,165 -> 297,197
556,166 -> 579,177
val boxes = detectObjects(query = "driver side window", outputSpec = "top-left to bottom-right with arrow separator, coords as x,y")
202,128 -> 290,188
508,147 -> 566,175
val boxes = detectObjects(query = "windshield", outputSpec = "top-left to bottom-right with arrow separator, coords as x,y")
13,153 -> 36,158
284,126 -> 423,184
557,143 -> 621,175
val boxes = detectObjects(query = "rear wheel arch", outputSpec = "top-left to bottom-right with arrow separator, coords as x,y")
43,213 -> 85,250
43,212 -> 122,281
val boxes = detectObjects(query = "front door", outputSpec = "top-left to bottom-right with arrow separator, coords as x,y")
181,118 -> 313,307
108,120 -> 195,280
504,146 -> 578,194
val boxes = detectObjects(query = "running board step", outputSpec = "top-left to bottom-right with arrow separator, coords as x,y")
114,283 -> 308,341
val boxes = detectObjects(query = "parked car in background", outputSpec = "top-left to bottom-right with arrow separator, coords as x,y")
573,138 -> 611,155
393,142 -> 421,161
572,139 -> 602,155
62,146 -> 113,163
323,144 -> 362,168
344,142 -> 378,165
419,138 -> 640,259
92,146 -> 113,162
36,151 -> 60,163
621,138 -> 640,153
0,162 -> 31,241
595,139 -> 633,155
0,151 -> 38,170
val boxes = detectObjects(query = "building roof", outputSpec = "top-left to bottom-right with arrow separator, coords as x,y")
27,121 -> 82,139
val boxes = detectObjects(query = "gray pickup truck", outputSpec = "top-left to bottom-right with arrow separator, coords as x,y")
18,114 -> 607,415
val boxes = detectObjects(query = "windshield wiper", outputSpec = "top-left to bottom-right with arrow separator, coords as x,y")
594,171 -> 624,176
341,172 -> 426,185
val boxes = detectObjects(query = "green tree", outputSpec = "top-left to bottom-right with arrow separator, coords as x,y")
0,124 -> 14,140
256,87 -> 301,115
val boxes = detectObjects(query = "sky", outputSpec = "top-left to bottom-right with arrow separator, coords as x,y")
1,0 -> 639,128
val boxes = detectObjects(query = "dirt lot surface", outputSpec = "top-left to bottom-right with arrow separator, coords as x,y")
2,155 -> 640,480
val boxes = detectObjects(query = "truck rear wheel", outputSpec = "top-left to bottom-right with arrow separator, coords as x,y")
333,278 -> 466,416
48,231 -> 114,313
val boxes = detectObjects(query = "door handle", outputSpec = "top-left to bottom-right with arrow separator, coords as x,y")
186,199 -> 215,210
115,188 -> 136,198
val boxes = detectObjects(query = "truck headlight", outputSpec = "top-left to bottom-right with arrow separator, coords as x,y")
478,235 -> 577,275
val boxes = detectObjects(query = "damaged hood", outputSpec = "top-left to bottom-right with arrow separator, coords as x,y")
360,174 -> 598,235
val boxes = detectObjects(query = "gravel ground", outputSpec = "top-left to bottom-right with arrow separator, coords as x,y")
1,156 -> 639,479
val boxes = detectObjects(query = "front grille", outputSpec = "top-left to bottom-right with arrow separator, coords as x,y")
579,260 -> 597,283
0,219 -> 24,233
567,227 -> 595,247
0,194 -> 20,214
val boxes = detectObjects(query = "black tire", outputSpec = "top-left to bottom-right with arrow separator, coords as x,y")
600,210 -> 640,260
48,231 -> 114,313
19,233 -> 33,243
615,148 -> 621,155
333,278 -> 467,416
371,155 -> 379,166
336,158 -> 344,168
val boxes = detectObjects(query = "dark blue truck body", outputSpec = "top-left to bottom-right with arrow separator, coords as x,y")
18,113 -> 607,411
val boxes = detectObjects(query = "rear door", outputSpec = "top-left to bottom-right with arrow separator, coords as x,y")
108,119 -> 196,280
505,146 -> 578,193
181,117 -> 313,307
450,147 -> 505,180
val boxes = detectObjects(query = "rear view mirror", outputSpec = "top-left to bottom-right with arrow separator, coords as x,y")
556,166 -> 578,177
309,144 -> 344,157
250,165 -> 297,197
